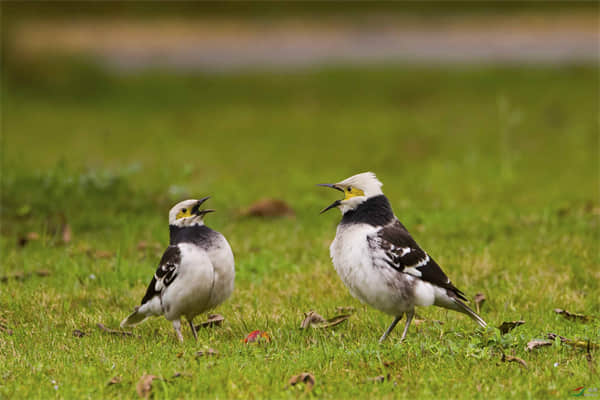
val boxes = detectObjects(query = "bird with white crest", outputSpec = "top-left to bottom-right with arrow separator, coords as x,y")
319,172 -> 486,342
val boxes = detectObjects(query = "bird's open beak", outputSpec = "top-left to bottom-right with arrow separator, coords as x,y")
192,197 -> 216,216
317,183 -> 344,214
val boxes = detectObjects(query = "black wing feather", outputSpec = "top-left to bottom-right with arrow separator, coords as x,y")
140,245 -> 182,305
370,220 -> 466,300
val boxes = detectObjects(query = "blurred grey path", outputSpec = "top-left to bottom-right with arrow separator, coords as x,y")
13,14 -> 598,70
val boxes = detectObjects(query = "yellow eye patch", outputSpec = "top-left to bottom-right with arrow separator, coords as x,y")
176,208 -> 192,220
343,186 -> 365,200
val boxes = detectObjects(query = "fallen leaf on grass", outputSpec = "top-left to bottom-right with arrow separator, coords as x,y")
526,339 -> 552,351
97,323 -> 139,338
553,308 -> 591,323
244,330 -> 271,344
500,352 -> 528,369
196,348 -> 219,357
300,311 -> 326,329
300,311 -> 351,329
195,314 -> 224,330
72,329 -> 86,338
107,376 -> 121,385
498,320 -> 525,334
474,293 -> 486,313
136,374 -> 159,398
240,198 -> 295,218
288,372 -> 315,391
547,333 -> 599,350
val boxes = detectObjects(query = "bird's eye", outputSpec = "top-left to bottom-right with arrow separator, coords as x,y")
347,187 -> 352,192
182,208 -> 187,213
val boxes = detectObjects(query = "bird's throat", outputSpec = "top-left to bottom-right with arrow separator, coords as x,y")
340,195 -> 395,226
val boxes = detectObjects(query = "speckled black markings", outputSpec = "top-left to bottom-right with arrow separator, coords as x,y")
141,245 -> 182,305
347,196 -> 468,302
375,221 -> 466,300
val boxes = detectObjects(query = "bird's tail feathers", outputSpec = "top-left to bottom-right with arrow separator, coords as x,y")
120,307 -> 148,328
452,298 -> 487,328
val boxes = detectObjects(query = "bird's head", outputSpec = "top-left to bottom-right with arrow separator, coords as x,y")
318,172 -> 383,214
168,197 -> 215,227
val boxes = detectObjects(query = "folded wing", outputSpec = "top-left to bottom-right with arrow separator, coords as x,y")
368,220 -> 467,301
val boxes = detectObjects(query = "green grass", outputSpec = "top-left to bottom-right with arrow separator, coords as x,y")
1,62 -> 598,399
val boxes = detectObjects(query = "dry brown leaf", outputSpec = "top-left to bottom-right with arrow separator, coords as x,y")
498,320 -> 525,334
547,333 -> 599,349
136,374 -> 159,398
474,293 -> 486,313
36,270 -> 51,277
300,311 -> 326,329
553,308 -> 591,323
501,352 -> 528,368
97,323 -> 139,338
300,311 -> 351,329
288,372 -> 315,391
108,376 -> 121,385
196,348 -> 219,357
62,223 -> 72,244
195,314 -> 224,329
73,329 -> 86,338
316,314 -> 351,328
526,339 -> 552,351
241,198 -> 295,218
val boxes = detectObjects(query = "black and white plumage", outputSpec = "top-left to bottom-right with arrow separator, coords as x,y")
319,172 -> 486,343
121,197 -> 235,342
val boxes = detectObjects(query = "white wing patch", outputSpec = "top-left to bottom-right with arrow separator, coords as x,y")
403,254 -> 430,277
404,266 -> 422,277
414,254 -> 430,268
399,247 -> 411,257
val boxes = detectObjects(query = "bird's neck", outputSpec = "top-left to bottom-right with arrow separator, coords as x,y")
169,224 -> 213,245
340,195 -> 395,226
